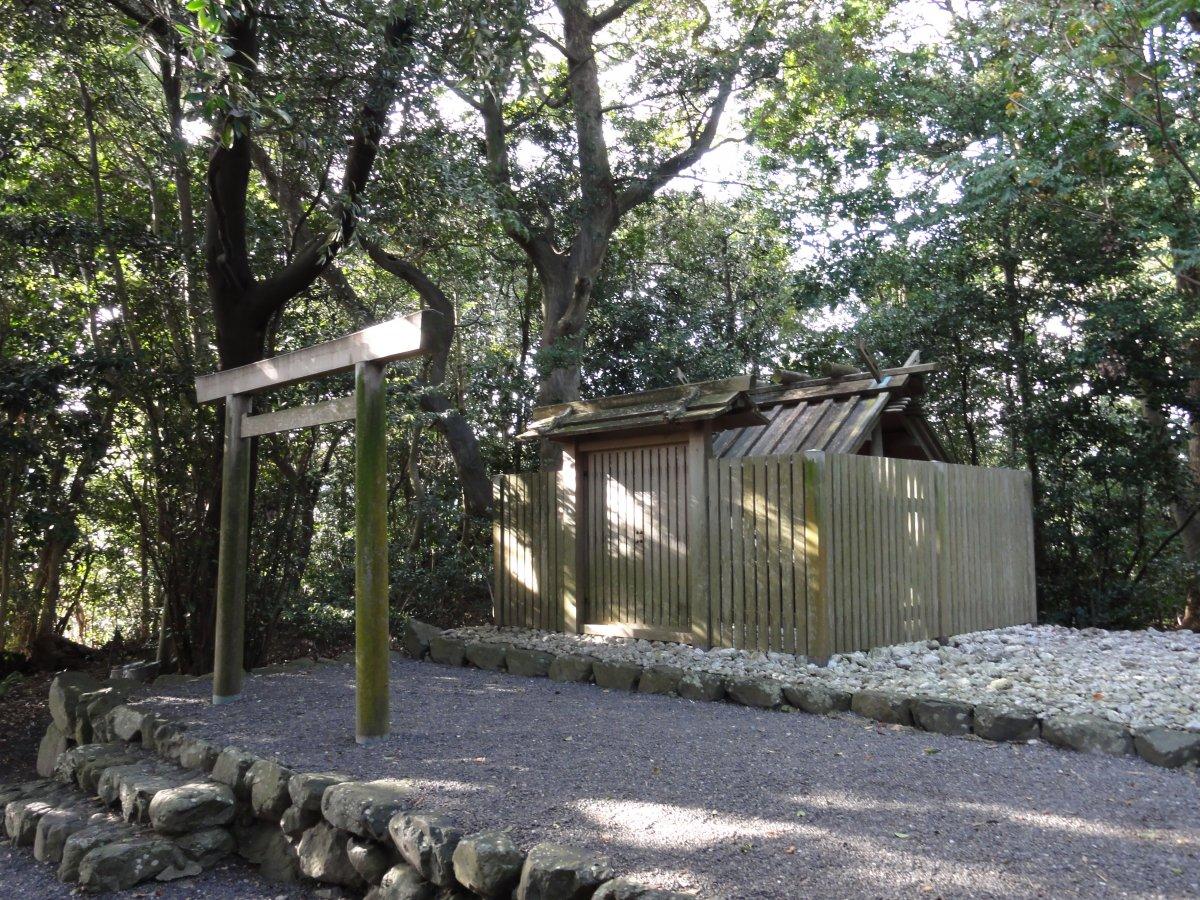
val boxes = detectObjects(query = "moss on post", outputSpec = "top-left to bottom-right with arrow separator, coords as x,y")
355,361 -> 389,743
213,393 -> 252,704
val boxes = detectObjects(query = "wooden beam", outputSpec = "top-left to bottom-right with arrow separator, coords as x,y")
212,394 -> 252,704
195,312 -> 423,403
354,361 -> 389,744
240,395 -> 355,438
583,623 -> 694,645
772,361 -> 936,388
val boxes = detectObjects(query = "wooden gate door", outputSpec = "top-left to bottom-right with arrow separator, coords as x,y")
584,442 -> 691,637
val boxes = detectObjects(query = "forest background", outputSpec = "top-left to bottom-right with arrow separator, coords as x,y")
2,0 -> 1198,671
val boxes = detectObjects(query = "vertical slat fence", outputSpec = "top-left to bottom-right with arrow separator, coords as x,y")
494,452 -> 1037,655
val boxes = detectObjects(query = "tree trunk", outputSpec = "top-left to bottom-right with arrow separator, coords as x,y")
361,240 -> 493,518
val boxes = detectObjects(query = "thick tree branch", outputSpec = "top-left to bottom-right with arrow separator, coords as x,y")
616,72 -> 737,216
591,0 -> 642,30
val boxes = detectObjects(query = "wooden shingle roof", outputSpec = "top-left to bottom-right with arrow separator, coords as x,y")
520,356 -> 950,462
521,376 -> 766,442
714,361 -> 951,461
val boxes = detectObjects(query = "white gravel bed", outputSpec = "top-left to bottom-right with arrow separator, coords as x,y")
444,623 -> 1200,732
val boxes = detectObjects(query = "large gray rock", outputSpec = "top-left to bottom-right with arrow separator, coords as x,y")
33,805 -> 103,863
515,843 -> 614,900
452,828 -> 525,898
506,648 -> 554,678
1133,727 -> 1200,768
118,768 -> 194,824
211,746 -> 257,798
172,826 -> 235,868
594,876 -> 694,899
0,779 -> 55,809
973,704 -> 1040,742
36,722 -> 70,778
80,753 -> 142,796
549,655 -> 594,683
638,666 -> 684,696
677,672 -> 726,702
234,817 -> 301,881
783,682 -> 852,714
77,837 -> 189,890
1042,714 -> 1134,757
60,743 -> 140,793
290,771 -> 351,811
593,660 -> 641,691
322,779 -> 416,840
178,738 -> 221,773
107,705 -> 150,742
389,810 -> 462,886
281,804 -> 322,839
371,862 -> 436,900
5,789 -> 77,846
76,686 -> 134,743
464,642 -> 507,671
851,690 -> 913,726
429,635 -> 467,667
152,721 -> 189,762
911,697 -> 973,736
402,620 -> 441,659
348,835 -> 397,885
97,761 -> 155,806
248,758 -> 295,820
48,672 -> 101,734
298,820 -> 364,887
59,822 -> 127,882
727,677 -> 782,709
148,781 -> 236,834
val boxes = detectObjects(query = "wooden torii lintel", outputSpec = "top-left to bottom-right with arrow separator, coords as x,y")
194,311 -> 426,745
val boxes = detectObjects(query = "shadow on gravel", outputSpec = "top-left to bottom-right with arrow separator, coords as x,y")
139,659 -> 1200,900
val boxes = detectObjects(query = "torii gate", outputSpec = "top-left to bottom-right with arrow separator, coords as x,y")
195,312 -> 426,744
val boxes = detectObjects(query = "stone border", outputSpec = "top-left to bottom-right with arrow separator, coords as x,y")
13,670 -> 693,899
408,623 -> 1200,772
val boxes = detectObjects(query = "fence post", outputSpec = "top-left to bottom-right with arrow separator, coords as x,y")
687,425 -> 712,648
491,477 -> 504,626
802,450 -> 832,665
213,393 -> 251,705
560,442 -> 584,634
355,360 -> 389,745
933,461 -> 949,640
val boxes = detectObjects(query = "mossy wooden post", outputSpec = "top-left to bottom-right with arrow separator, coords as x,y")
355,360 -> 389,744
803,450 -> 832,665
213,393 -> 252,704
687,424 -> 713,648
559,441 -> 584,634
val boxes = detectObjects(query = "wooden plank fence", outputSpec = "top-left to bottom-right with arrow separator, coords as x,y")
493,451 -> 1036,656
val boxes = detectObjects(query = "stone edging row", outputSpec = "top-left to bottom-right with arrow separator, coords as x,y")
405,622 -> 1200,771
17,669 -> 692,899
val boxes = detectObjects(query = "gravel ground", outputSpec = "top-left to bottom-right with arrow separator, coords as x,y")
0,845 -> 322,899
139,657 -> 1200,899
447,624 -> 1200,731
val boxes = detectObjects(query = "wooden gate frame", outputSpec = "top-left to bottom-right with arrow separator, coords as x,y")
195,313 -> 426,744
559,422 -> 715,647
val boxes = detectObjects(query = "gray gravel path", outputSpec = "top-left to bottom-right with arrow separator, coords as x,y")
139,658 -> 1200,899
